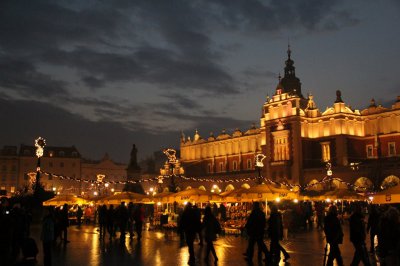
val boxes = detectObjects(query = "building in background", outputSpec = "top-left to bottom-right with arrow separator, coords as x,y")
180,48 -> 400,192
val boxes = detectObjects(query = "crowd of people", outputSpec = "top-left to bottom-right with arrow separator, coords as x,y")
1,194 -> 400,266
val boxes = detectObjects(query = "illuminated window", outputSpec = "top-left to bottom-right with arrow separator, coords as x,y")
11,186 -> 15,193
273,135 -> 289,161
233,161 -> 238,171
366,145 -> 373,158
320,142 -> 331,162
388,142 -> 396,157
247,159 -> 252,170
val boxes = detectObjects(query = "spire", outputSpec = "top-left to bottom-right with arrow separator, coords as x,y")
280,45 -> 303,98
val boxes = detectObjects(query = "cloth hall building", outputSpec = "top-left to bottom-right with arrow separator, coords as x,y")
179,48 -> 400,192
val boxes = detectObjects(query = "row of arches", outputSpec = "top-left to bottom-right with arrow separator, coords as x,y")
160,175 -> 400,193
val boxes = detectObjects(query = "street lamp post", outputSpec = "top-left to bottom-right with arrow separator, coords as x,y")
255,153 -> 266,185
34,137 -> 46,195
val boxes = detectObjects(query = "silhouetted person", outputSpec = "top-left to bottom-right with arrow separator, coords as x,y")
178,202 -> 201,265
268,205 -> 290,263
377,207 -> 400,265
219,203 -> 227,221
193,204 -> 203,246
106,205 -> 115,240
324,205 -> 344,266
202,206 -> 221,263
76,206 -> 83,226
117,202 -> 129,244
127,202 -> 135,240
98,205 -> 107,239
41,207 -> 54,266
366,205 -> 380,253
60,204 -> 70,243
349,204 -> 370,266
133,203 -> 145,240
243,202 -> 271,264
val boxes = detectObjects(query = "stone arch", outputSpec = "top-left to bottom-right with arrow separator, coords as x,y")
185,186 -> 192,190
308,179 -> 323,191
381,175 -> 400,189
241,183 -> 250,189
225,184 -> 235,192
198,186 -> 206,191
175,186 -> 182,192
354,177 -> 373,190
331,179 -> 347,189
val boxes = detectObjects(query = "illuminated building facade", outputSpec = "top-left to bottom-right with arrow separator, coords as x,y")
180,48 -> 400,191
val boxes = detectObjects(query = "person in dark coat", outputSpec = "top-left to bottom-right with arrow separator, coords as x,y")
193,204 -> 203,246
219,203 -> 227,222
60,204 -> 70,243
41,207 -> 54,266
243,202 -> 271,264
133,203 -> 145,241
324,205 -> 344,266
349,204 -> 370,266
202,205 -> 221,263
106,205 -> 115,240
127,202 -> 135,240
377,207 -> 400,266
98,205 -> 107,239
268,205 -> 290,263
366,205 -> 380,253
76,206 -> 83,227
117,202 -> 129,243
178,202 -> 201,265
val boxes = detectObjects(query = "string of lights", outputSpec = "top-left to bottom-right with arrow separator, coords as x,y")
37,170 -> 370,191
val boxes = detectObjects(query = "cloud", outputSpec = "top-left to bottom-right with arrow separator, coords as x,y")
0,57 -> 68,98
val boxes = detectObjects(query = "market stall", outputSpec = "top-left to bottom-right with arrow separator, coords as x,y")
372,184 -> 400,204
97,191 -> 146,205
43,194 -> 91,206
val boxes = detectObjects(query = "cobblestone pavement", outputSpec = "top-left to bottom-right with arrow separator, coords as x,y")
26,222 -> 380,266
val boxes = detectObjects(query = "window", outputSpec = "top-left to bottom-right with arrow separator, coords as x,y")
320,142 -> 331,162
366,145 -> 373,158
23,149 -> 30,155
59,151 -> 65,157
49,151 -> 54,157
11,165 -> 17,172
388,142 -> 396,157
247,159 -> 252,170
207,163 -> 212,173
60,162 -> 64,167
219,162 -> 224,172
232,161 -> 238,171
1,165 -> 6,172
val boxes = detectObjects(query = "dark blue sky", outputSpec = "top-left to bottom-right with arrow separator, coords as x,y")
1,0 -> 399,163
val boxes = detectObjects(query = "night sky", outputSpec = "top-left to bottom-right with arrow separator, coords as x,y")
1,0 -> 399,163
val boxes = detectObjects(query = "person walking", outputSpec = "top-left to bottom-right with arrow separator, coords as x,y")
366,205 -> 380,253
98,205 -> 107,239
202,205 -> 220,264
60,204 -> 70,243
117,202 -> 129,244
41,207 -> 54,266
268,205 -> 290,263
324,205 -> 344,266
76,206 -> 83,227
178,202 -> 201,265
133,203 -> 145,241
193,204 -> 203,246
106,205 -> 115,240
243,202 -> 271,264
377,207 -> 400,266
349,204 -> 371,266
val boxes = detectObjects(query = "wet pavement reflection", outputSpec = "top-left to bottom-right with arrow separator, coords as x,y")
28,223 -> 381,266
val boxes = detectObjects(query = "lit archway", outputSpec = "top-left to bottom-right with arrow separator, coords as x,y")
308,179 -> 323,191
241,183 -> 250,189
381,175 -> 400,189
176,187 -> 182,192
185,186 -> 192,190
198,186 -> 206,191
354,177 -> 373,191
331,179 -> 347,189
225,184 -> 235,192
